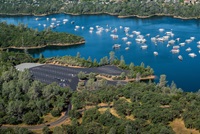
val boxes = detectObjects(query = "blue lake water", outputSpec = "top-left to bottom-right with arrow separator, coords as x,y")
1,14 -> 200,92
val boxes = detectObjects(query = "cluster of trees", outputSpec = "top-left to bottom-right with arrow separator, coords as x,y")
45,53 -> 98,68
62,1 -> 200,18
0,65 -> 71,125
0,51 -> 35,75
0,0 -> 200,18
0,22 -> 84,48
46,51 -> 154,78
66,80 -> 200,133
0,127 -> 32,134
0,0 -> 63,15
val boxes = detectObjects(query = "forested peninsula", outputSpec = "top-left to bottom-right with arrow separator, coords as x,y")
0,22 -> 84,49
1,0 -> 200,19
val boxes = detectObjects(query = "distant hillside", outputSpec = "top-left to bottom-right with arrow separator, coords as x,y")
0,0 -> 200,18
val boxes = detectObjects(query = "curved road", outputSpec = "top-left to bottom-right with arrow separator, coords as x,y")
1,103 -> 72,130
1,104 -> 111,130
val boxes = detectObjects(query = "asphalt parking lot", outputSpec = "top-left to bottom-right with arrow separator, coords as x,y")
29,64 -> 127,90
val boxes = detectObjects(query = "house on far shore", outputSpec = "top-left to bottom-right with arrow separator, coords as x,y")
184,0 -> 197,4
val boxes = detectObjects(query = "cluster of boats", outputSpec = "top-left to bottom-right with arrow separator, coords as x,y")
36,17 -> 74,29
35,17 -> 200,61
86,25 -> 200,60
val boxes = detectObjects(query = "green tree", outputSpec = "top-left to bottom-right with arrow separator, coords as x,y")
119,55 -> 126,68
42,126 -> 51,134
109,51 -> 115,64
77,71 -> 87,80
23,112 -> 40,125
159,74 -> 167,88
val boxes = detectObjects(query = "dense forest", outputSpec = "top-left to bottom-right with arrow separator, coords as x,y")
0,67 -> 71,125
59,81 -> 200,134
62,1 -> 200,18
0,51 -> 35,75
0,22 -> 84,48
0,51 -> 71,125
1,0 -> 200,18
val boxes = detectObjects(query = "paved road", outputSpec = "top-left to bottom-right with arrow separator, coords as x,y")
1,104 -> 112,131
1,103 -> 72,130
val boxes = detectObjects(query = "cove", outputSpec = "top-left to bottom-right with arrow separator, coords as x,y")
1,13 -> 200,92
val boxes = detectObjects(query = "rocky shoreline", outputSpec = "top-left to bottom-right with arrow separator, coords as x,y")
1,12 -> 200,20
1,40 -> 85,50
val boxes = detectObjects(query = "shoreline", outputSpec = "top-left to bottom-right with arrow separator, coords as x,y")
1,40 -> 85,50
0,11 -> 200,20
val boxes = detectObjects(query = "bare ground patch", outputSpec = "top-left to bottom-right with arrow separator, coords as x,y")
170,118 -> 200,134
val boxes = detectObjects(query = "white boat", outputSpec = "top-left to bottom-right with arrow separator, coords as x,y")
197,41 -> 200,45
46,18 -> 49,21
122,37 -> 128,41
75,25 -> 80,29
110,34 -> 118,39
188,53 -> 197,58
50,24 -> 55,28
96,30 -> 102,34
125,47 -> 129,50
179,42 -> 185,47
168,40 -> 175,45
190,37 -> 195,40
119,26 -> 123,29
157,38 -> 164,42
35,17 -> 39,20
89,27 -> 94,30
151,37 -> 157,42
126,41 -> 132,45
197,45 -> 200,49
124,27 -> 130,33
136,38 -> 146,44
163,36 -> 169,40
146,33 -> 150,36
167,44 -> 170,47
141,45 -> 148,49
153,51 -> 158,56
63,19 -> 68,22
51,18 -> 56,21
171,48 -> 180,54
186,47 -> 192,52
159,28 -> 164,32
178,55 -> 183,61
105,29 -> 110,32
162,35 -> 169,41
135,31 -> 141,35
38,23 -> 41,26
185,39 -> 192,43
173,46 -> 180,49
96,25 -> 99,29
129,34 -> 134,38
176,38 -> 180,42
43,24 -> 46,27
166,31 -> 173,36
113,44 -> 121,49
81,26 -> 84,29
